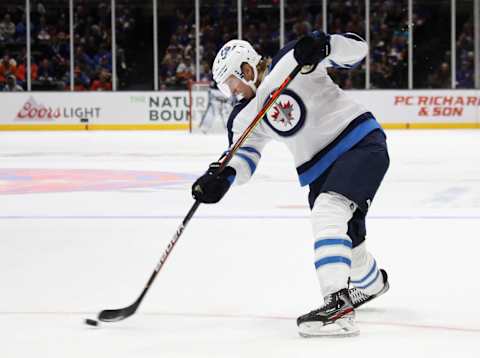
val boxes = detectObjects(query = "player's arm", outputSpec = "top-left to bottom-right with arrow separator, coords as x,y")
226,133 -> 267,185
191,107 -> 269,204
293,31 -> 368,71
323,33 -> 368,69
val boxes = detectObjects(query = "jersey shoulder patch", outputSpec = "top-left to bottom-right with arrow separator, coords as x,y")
263,88 -> 306,137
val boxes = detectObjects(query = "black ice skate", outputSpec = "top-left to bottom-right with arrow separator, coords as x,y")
297,288 -> 359,337
349,269 -> 389,309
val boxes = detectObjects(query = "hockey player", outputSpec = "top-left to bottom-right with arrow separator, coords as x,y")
191,31 -> 390,337
197,83 -> 236,133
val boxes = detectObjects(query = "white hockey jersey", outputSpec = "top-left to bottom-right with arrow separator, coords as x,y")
227,33 -> 383,187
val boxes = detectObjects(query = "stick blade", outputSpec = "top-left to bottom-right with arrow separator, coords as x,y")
98,303 -> 138,322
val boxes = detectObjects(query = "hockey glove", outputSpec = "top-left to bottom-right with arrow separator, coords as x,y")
192,162 -> 236,204
293,31 -> 331,68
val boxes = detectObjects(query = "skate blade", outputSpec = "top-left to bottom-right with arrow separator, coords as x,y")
298,316 -> 360,338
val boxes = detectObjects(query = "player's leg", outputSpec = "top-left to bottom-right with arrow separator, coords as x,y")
298,129 -> 389,337
337,129 -> 390,308
347,211 -> 389,308
297,191 -> 359,337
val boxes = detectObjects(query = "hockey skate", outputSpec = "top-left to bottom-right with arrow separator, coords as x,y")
349,269 -> 389,309
297,288 -> 359,337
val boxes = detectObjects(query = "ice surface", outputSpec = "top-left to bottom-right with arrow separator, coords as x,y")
1,130 -> 479,358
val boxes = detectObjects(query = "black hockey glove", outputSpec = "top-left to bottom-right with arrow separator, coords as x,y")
293,31 -> 331,68
192,162 -> 236,204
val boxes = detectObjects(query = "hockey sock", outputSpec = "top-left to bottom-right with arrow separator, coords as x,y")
311,192 -> 356,296
350,242 -> 384,296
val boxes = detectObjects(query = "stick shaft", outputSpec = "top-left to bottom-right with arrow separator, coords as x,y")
136,200 -> 200,305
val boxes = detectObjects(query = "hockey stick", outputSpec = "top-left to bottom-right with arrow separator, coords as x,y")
97,63 -> 303,323
98,200 -> 200,322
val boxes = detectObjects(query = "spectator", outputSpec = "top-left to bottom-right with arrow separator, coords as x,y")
0,53 -> 17,84
85,35 -> 100,58
36,15 -> 51,42
36,1 -> 47,16
73,66 -> 90,91
116,5 -> 135,35
93,44 -> 112,72
90,69 -> 112,91
75,46 -> 95,75
37,58 -> 54,83
428,62 -> 450,88
0,14 -> 16,42
176,55 -> 195,85
457,58 -> 474,88
49,32 -> 69,64
15,59 -> 38,88
16,14 -> 27,41
199,60 -> 212,82
159,54 -> 177,87
4,74 -> 23,91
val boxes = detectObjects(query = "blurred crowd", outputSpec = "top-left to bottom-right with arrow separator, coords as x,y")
369,1 -> 408,89
1,0 -> 477,91
413,2 -> 475,89
160,0 -> 394,89
0,1 -> 137,91
159,2 -> 281,90
455,19 -> 475,88
159,4 -> 241,89
284,0 -> 367,89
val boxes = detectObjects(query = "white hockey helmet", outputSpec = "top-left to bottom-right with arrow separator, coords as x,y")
212,39 -> 262,98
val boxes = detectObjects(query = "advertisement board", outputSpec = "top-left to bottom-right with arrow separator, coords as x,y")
349,90 -> 480,128
0,90 -> 478,130
0,92 -> 192,130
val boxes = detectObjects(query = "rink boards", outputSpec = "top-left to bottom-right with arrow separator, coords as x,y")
0,90 -> 479,130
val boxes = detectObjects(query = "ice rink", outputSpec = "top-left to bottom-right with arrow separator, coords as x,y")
1,130 -> 480,358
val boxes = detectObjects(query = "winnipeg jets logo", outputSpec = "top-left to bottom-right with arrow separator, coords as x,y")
271,101 -> 295,127
264,89 -> 306,137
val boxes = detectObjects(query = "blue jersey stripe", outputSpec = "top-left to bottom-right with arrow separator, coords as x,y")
314,238 -> 352,250
297,112 -> 375,175
298,118 -> 382,186
340,33 -> 365,42
351,260 -> 377,284
239,146 -> 261,157
330,58 -> 365,69
235,152 -> 257,175
315,256 -> 351,269
354,269 -> 381,289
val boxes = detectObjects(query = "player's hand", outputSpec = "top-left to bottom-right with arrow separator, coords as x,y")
192,162 -> 236,204
293,31 -> 331,67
